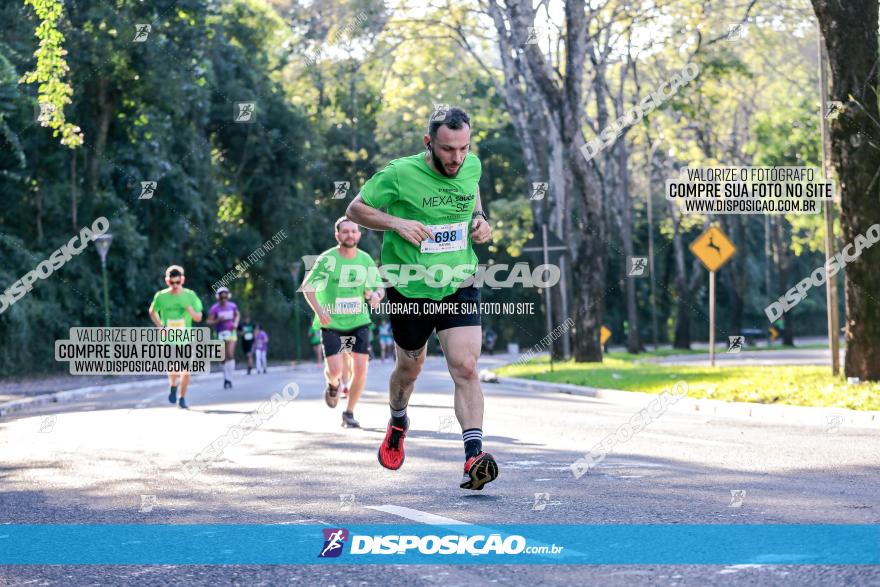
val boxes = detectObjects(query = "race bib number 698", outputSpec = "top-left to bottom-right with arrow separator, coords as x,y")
421,221 -> 467,254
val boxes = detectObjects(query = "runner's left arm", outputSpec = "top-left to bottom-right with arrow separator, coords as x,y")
471,185 -> 491,244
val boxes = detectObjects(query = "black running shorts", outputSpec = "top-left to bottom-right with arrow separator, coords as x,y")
321,325 -> 371,357
386,285 -> 481,351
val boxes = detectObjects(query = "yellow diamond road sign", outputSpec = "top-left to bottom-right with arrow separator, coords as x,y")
600,326 -> 612,345
690,225 -> 736,272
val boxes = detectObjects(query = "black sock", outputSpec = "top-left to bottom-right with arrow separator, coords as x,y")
390,406 -> 408,428
170,385 -> 177,393
463,428 -> 483,459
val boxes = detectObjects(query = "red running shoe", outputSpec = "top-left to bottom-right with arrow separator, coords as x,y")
377,419 -> 408,470
460,452 -> 499,490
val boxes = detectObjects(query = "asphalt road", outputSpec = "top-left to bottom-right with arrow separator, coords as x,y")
1,354 -> 878,585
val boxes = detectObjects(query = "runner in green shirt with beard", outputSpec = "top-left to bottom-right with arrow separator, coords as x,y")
148,265 -> 204,409
300,216 -> 384,428
346,106 -> 498,490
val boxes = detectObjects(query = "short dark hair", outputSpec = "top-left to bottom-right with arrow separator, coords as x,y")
335,216 -> 356,232
428,107 -> 470,139
166,265 -> 184,278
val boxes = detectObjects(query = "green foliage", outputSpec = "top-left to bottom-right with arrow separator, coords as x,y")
497,354 -> 880,411
20,0 -> 83,147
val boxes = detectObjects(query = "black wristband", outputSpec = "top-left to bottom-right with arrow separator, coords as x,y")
472,210 -> 488,222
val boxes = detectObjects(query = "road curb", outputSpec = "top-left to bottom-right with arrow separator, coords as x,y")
0,365 -> 296,418
499,376 -> 880,430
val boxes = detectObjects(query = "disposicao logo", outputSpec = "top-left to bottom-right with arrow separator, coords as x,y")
318,528 -> 349,558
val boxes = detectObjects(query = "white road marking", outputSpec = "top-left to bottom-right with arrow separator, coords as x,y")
638,432 -> 743,447
365,504 -> 469,525
367,504 -> 585,557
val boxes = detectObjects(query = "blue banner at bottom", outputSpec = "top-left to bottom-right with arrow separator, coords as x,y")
0,525 -> 877,565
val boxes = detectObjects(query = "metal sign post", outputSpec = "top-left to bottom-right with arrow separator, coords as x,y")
522,223 -> 568,372
689,226 -> 736,367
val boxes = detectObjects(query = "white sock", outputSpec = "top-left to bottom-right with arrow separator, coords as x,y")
224,360 -> 232,379
231,359 -> 236,374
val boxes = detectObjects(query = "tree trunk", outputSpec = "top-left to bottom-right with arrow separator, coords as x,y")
69,148 -> 77,232
617,140 -> 641,353
772,215 -> 796,347
86,77 -> 114,200
668,199 -> 691,348
486,0 -> 604,361
811,0 -> 880,380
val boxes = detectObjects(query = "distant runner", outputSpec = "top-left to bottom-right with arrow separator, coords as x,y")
378,319 -> 394,363
148,265 -> 204,409
300,216 -> 383,428
254,324 -> 269,374
238,316 -> 256,375
346,106 -> 498,490
308,324 -> 323,367
207,287 -> 239,389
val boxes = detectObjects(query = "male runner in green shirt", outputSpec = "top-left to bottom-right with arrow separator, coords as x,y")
346,107 -> 497,490
148,265 -> 204,409
301,217 -> 383,428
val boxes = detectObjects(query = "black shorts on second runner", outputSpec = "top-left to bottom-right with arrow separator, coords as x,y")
241,340 -> 254,354
386,285 -> 481,351
321,325 -> 371,357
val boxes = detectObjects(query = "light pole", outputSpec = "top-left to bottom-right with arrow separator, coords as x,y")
93,234 -> 113,327
290,261 -> 303,362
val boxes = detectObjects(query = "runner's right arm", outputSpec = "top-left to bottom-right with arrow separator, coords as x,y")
302,289 -> 331,326
346,194 -> 431,248
148,303 -> 163,328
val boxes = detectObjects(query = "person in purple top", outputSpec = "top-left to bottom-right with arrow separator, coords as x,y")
207,287 -> 240,388
254,324 -> 269,374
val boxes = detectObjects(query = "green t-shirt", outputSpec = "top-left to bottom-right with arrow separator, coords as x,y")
360,152 -> 481,300
304,247 -> 380,331
150,288 -> 203,328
